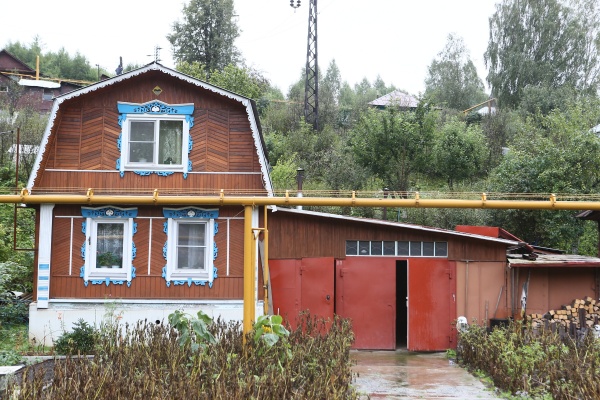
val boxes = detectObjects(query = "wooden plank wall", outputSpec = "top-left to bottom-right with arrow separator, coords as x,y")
34,72 -> 265,192
268,211 -> 508,261
49,205 -> 246,299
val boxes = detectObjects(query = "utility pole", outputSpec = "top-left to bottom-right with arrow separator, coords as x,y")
291,0 -> 319,131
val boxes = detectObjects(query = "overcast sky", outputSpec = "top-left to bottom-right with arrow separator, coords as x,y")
1,0 -> 498,96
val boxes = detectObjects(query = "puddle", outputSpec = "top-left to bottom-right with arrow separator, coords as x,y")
352,350 -> 500,399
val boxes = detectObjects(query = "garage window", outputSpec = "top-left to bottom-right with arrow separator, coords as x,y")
345,240 -> 448,257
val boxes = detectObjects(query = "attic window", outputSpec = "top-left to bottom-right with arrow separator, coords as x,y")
116,101 -> 194,178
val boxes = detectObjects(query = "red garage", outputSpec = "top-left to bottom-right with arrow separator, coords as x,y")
267,208 -> 517,351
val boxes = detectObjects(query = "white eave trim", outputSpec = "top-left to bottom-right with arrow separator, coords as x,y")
27,63 -> 273,194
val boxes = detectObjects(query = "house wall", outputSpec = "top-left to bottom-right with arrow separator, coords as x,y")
455,261 -> 510,325
47,204 -> 248,300
267,210 -> 508,261
31,71 -> 264,192
513,267 -> 599,317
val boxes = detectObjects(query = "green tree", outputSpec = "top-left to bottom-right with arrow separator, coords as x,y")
425,34 -> 487,111
168,0 -> 241,73
177,61 -> 269,100
485,0 -> 600,108
350,105 -> 435,192
432,119 -> 487,189
487,99 -> 600,251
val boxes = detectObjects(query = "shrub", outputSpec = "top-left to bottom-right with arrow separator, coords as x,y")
0,349 -> 21,366
53,319 -> 98,355
6,313 -> 358,399
0,297 -> 30,325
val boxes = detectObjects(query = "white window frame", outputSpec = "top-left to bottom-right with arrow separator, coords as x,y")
80,206 -> 137,286
121,114 -> 189,172
162,207 -> 218,286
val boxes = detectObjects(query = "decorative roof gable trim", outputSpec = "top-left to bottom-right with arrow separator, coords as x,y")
27,63 -> 273,194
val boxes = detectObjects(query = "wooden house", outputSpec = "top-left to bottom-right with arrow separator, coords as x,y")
27,62 -> 271,344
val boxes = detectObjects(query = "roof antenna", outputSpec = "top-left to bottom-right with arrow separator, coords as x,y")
147,46 -> 162,63
115,56 -> 123,75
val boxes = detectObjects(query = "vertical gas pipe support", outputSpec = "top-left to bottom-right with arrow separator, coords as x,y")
263,205 -> 270,315
243,205 -> 255,342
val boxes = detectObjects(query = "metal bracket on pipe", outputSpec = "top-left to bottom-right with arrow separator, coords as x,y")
415,192 -> 420,206
20,188 -> 28,202
550,193 -> 556,207
219,189 -> 224,206
153,189 -> 159,203
86,188 -> 93,203
285,190 -> 290,204
481,192 -> 487,206
351,191 -> 356,206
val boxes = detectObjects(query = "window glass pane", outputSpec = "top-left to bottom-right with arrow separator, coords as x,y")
130,121 -> 155,162
158,120 -> 183,164
43,89 -> 53,100
358,241 -> 370,255
178,223 -> 205,246
423,242 -> 435,256
435,242 -> 448,257
398,241 -> 409,256
346,241 -> 357,255
130,143 -> 154,163
371,241 -> 382,255
383,241 -> 396,255
177,247 -> 205,270
177,223 -> 206,270
96,223 -> 124,268
410,241 -> 422,256
130,121 -> 155,141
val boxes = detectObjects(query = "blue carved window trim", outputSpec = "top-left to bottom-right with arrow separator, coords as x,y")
162,207 -> 219,287
80,206 -> 138,287
116,100 -> 194,178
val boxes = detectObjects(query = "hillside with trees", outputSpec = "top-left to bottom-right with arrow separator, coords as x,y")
2,0 -> 600,263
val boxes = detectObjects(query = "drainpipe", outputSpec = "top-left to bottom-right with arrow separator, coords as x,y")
465,260 -> 469,319
296,168 -> 304,210
243,205 -> 255,342
382,187 -> 389,220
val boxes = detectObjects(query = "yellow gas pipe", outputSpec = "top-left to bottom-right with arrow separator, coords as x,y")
10,188 -> 600,338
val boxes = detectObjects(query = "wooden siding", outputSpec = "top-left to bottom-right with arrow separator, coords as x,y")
49,205 -> 246,300
33,71 -> 265,193
268,211 -> 508,262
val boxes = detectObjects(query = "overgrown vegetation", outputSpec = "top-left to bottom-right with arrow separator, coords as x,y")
4,312 -> 357,399
457,320 -> 600,399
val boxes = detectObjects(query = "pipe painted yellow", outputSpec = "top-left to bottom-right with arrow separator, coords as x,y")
263,205 -> 270,315
243,205 -> 254,342
5,193 -> 600,210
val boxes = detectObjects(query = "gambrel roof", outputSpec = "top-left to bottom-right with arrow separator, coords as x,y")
26,62 -> 273,193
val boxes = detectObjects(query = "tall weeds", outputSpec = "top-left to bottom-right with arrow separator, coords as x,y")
458,320 -> 600,399
4,313 -> 358,399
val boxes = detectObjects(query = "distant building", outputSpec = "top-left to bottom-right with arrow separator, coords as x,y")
368,89 -> 419,110
0,49 -> 83,113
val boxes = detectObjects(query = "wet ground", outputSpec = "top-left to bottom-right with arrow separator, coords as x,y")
352,350 -> 501,399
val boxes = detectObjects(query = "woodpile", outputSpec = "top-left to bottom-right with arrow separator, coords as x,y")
526,296 -> 600,330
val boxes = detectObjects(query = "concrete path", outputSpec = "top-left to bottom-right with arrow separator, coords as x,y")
352,350 -> 501,399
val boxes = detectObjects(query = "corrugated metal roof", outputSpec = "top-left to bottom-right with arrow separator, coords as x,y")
508,253 -> 600,268
368,90 -> 418,108
271,207 -> 519,245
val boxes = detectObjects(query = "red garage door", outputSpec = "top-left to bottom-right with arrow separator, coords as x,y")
408,259 -> 456,351
335,257 -> 396,350
270,257 -> 334,330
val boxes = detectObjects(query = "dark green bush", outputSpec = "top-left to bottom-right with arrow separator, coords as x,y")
53,319 -> 98,355
0,297 -> 30,325
6,313 -> 358,399
458,320 -> 600,398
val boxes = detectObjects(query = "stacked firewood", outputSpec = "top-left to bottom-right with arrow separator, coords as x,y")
527,296 -> 600,330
